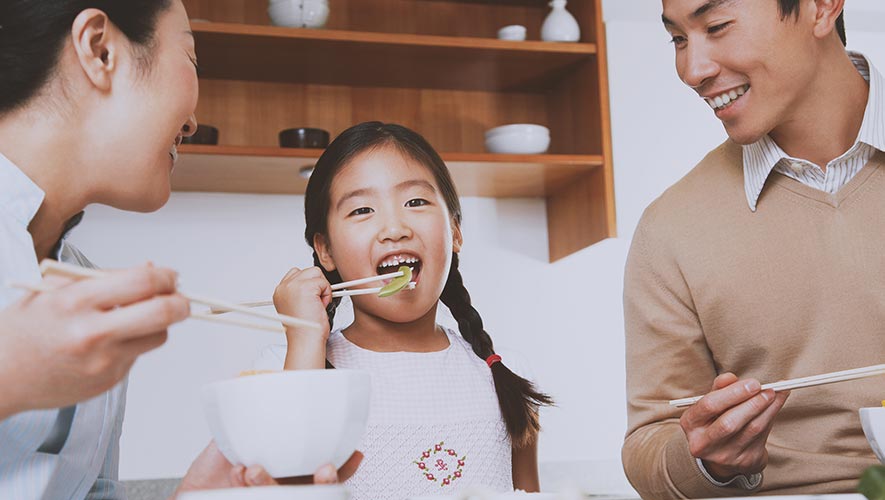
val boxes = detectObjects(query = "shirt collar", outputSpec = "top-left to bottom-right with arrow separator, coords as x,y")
741,51 -> 885,211
0,151 -> 45,227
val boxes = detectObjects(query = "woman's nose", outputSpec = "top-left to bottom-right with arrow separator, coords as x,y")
181,114 -> 198,138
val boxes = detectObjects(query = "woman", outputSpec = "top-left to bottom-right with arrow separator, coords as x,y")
0,1 -> 357,497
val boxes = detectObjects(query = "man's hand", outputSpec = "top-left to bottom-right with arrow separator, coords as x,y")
680,373 -> 790,481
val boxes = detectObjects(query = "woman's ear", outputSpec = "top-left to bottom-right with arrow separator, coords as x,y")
452,224 -> 463,254
314,233 -> 337,271
70,9 -> 119,92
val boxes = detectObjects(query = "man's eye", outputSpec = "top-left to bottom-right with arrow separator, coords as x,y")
406,199 -> 429,207
670,35 -> 687,47
708,22 -> 732,34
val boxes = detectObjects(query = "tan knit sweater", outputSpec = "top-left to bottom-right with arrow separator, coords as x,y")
623,140 -> 884,499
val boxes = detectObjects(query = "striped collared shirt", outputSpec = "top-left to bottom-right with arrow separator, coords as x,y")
742,51 -> 885,211
0,152 -> 127,500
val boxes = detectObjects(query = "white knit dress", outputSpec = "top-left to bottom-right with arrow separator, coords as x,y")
326,328 -> 513,500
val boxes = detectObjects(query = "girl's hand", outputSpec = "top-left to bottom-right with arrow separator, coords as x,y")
273,267 -> 333,370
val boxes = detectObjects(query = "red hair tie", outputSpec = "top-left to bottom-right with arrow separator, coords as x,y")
486,354 -> 502,368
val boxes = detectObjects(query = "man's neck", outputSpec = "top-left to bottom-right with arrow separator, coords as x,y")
769,50 -> 870,170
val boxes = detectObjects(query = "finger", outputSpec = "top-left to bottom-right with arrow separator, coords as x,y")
66,266 -> 179,310
314,463 -> 338,484
684,378 -> 761,427
337,451 -> 363,482
244,465 -> 277,486
281,267 -> 304,282
229,465 -> 247,487
704,389 -> 776,443
735,390 -> 790,450
95,294 -> 190,340
712,372 -> 739,391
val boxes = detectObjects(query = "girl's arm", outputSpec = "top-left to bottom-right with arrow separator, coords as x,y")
273,267 -> 333,370
511,434 -> 541,492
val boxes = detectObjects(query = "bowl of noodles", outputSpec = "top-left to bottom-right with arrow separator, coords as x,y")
202,369 -> 371,478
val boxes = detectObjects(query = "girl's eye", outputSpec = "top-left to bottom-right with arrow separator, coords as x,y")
349,207 -> 373,216
405,198 -> 429,208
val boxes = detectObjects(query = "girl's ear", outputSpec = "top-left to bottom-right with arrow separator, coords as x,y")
313,233 -> 337,271
452,223 -> 463,254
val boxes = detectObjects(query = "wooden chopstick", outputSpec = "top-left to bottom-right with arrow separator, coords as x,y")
331,270 -> 403,291
30,260 -> 322,332
207,278 -> 417,315
670,363 -> 885,408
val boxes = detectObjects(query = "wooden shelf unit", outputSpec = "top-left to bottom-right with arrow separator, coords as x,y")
178,0 -> 615,261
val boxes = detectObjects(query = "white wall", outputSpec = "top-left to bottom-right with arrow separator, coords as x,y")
67,0 -> 885,494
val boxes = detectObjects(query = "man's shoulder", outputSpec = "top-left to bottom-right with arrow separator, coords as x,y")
639,139 -> 744,234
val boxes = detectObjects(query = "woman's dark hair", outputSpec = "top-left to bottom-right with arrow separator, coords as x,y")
304,122 -> 553,447
0,0 -> 172,115
778,0 -> 846,46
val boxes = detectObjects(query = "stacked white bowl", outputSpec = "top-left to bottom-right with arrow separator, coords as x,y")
484,124 -> 551,154
268,0 -> 330,29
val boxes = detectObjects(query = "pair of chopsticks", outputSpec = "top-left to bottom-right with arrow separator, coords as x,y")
669,363 -> 885,408
206,270 -> 415,315
7,260 -> 322,333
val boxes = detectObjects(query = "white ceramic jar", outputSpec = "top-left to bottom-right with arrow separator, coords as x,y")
541,0 -> 580,42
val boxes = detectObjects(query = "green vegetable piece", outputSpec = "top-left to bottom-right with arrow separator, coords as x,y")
859,465 -> 885,500
379,266 -> 412,298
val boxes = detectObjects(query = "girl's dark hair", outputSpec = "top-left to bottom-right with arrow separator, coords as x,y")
778,0 -> 846,46
304,122 -> 553,447
0,0 -> 172,115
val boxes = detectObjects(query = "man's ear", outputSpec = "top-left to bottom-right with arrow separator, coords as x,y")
314,233 -> 337,272
811,0 -> 845,41
70,9 -> 119,91
452,223 -> 463,254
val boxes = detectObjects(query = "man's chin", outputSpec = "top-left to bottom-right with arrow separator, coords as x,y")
723,124 -> 767,146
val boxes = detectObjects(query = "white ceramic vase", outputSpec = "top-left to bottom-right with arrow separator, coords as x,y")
541,0 -> 580,42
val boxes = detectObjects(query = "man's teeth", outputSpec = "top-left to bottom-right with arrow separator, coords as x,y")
380,255 -> 419,268
169,145 -> 179,163
706,85 -> 749,110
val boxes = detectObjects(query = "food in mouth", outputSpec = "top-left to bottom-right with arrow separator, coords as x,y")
379,266 -> 413,298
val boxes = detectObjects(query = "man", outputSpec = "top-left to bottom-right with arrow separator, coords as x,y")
622,0 -> 885,497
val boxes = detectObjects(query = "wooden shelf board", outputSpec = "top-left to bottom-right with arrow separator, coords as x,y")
172,145 -> 603,197
192,22 -> 596,91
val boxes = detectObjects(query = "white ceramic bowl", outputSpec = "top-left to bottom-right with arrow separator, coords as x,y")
268,0 -> 329,29
202,369 -> 370,478
180,485 -> 348,500
497,25 -> 527,41
484,124 -> 550,154
179,485 -> 348,500
860,406 -> 885,463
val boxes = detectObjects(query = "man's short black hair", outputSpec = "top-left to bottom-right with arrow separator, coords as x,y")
778,0 -> 846,46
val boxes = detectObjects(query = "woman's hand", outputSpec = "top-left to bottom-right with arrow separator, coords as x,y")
0,264 -> 189,419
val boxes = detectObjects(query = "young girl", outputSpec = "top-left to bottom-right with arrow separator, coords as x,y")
271,122 -> 553,499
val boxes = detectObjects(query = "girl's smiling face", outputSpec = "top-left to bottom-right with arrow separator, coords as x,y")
315,144 -> 462,323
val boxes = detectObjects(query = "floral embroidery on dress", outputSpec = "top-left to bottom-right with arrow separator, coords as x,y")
413,441 -> 466,487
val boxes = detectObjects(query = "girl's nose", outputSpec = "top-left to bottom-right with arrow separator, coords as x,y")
377,216 -> 413,243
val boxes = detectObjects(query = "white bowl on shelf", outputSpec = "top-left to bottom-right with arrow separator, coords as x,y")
484,124 -> 551,154
268,0 -> 330,29
860,406 -> 885,463
179,485 -> 348,500
202,369 -> 370,478
497,25 -> 527,41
